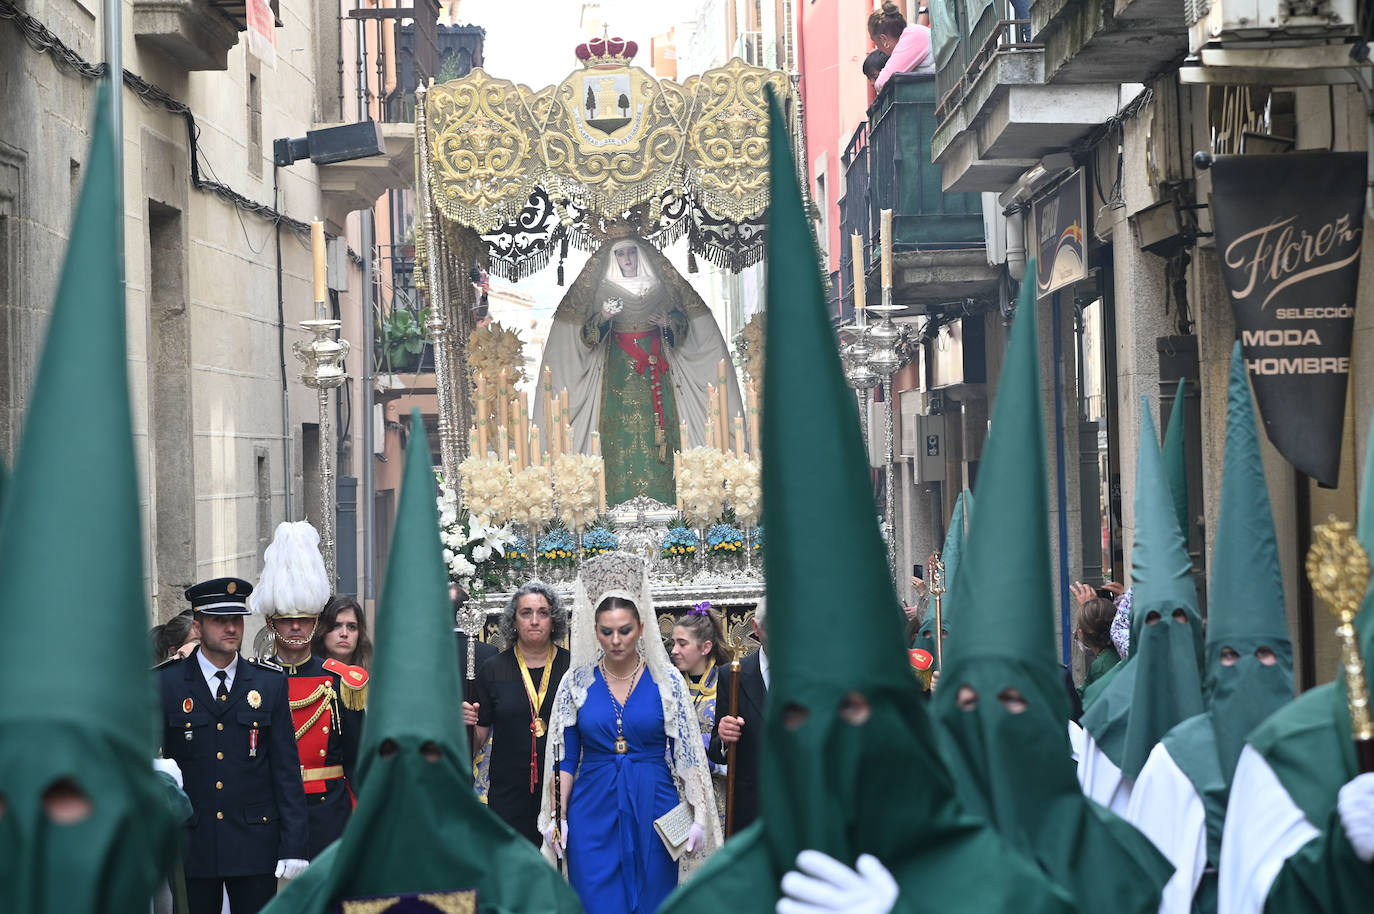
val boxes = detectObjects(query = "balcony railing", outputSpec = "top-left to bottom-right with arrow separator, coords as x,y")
837,73 -> 986,318
869,74 -> 984,251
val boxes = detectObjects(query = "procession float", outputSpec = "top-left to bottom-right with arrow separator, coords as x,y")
413,35 -> 804,652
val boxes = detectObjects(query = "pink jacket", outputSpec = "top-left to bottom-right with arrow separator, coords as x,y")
874,24 -> 934,90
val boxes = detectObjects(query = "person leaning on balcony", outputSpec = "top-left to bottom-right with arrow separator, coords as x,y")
862,49 -> 890,87
869,0 -> 934,91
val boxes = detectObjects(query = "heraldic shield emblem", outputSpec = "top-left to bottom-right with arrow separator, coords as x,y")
338,890 -> 477,914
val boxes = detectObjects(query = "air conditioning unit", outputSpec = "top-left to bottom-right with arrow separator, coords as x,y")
1188,0 -> 1361,53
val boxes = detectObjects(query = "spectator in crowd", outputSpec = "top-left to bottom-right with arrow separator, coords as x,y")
1070,584 -> 1123,695
470,580 -> 571,845
708,599 -> 768,832
671,601 -> 734,827
314,594 -> 373,670
150,608 -> 199,664
863,49 -> 890,87
869,0 -> 934,91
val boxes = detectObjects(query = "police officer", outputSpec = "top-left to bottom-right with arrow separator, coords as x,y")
253,521 -> 365,859
158,577 -> 309,914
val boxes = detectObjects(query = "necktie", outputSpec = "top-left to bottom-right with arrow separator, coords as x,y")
215,670 -> 229,702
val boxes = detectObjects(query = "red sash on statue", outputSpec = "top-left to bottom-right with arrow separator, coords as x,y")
614,330 -> 669,433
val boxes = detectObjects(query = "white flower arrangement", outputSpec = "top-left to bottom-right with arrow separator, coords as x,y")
678,447 -> 729,526
508,464 -> 555,526
436,482 -> 518,594
724,454 -> 762,526
458,454 -> 512,524
467,321 -> 528,390
553,453 -> 602,532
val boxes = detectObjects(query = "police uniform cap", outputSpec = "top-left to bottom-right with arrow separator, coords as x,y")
185,577 -> 254,615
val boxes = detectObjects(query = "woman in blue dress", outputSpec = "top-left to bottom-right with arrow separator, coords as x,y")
539,552 -> 722,913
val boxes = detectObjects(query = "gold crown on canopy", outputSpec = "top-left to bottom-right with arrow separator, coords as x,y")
575,36 -> 639,69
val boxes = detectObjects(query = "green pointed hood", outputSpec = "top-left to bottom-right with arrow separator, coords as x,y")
1200,346 -> 1293,784
1081,399 -> 1205,778
1163,379 -> 1189,540
0,83 -> 179,914
263,410 -> 581,913
931,269 -> 1171,912
1161,343 -> 1294,876
913,488 -> 972,660
659,86 -> 1074,914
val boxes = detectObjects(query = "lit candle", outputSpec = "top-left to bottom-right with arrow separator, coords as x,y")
564,424 -> 574,458
312,221 -> 327,304
559,389 -> 571,451
518,392 -> 531,470
679,418 -> 689,449
748,383 -> 761,457
498,425 -> 510,466
469,424 -> 478,455
706,384 -> 718,450
597,458 -> 606,512
716,360 -> 730,450
531,425 -> 542,466
674,454 -> 683,512
734,414 -> 745,458
497,369 -> 509,432
880,208 -> 893,290
543,366 -> 554,428
590,430 -> 602,457
851,232 -> 866,310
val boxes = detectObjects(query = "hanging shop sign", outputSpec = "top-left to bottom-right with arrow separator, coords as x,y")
1210,151 -> 1366,487
1033,169 -> 1087,298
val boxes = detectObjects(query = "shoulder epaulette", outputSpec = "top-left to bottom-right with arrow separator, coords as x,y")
253,657 -> 285,673
152,655 -> 184,671
323,657 -> 369,710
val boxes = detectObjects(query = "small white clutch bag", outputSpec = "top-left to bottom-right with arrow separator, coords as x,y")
653,801 -> 695,859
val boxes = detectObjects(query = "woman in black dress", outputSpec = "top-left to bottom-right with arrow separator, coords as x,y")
471,580 -> 571,844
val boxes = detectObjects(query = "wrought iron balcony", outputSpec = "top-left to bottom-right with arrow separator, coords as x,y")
838,73 -> 999,320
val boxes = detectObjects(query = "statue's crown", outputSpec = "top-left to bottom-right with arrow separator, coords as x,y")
575,36 -> 638,69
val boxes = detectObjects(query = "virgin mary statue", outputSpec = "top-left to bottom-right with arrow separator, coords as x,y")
538,237 -> 743,506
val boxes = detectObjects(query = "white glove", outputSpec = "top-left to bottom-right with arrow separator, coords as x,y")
152,757 -> 183,789
543,818 -> 569,859
275,858 -> 309,880
686,821 -> 705,853
1337,771 -> 1374,863
777,851 -> 898,914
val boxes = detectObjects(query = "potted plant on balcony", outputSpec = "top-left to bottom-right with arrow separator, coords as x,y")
377,306 -> 431,378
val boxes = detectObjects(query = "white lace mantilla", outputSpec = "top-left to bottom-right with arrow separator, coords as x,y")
537,552 -> 724,880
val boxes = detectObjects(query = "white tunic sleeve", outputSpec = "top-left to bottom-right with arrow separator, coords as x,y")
1067,719 -> 1085,765
1077,730 -> 1133,815
1216,744 -> 1320,914
1126,743 -> 1206,914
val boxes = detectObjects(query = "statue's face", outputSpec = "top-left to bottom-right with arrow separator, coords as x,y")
614,245 -> 640,278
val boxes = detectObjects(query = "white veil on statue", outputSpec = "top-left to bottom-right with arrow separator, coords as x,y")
537,551 -> 723,877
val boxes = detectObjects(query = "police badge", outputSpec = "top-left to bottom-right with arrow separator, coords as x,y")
247,689 -> 262,709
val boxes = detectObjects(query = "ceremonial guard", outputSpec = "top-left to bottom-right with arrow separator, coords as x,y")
158,577 -> 308,914
253,521 -> 367,859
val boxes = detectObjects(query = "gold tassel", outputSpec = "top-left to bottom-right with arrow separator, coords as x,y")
340,682 -> 368,711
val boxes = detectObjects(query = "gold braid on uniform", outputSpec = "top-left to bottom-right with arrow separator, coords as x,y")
289,681 -> 339,740
339,682 -> 368,711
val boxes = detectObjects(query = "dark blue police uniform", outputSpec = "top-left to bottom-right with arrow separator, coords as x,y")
158,578 -> 307,914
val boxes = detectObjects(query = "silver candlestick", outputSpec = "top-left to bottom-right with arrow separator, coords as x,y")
294,314 -> 350,586
866,296 -> 906,587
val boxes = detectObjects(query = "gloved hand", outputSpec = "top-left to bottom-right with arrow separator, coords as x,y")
152,757 -> 183,789
275,858 -> 309,880
777,851 -> 898,914
1337,771 -> 1374,863
686,821 -> 705,853
543,818 -> 569,859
